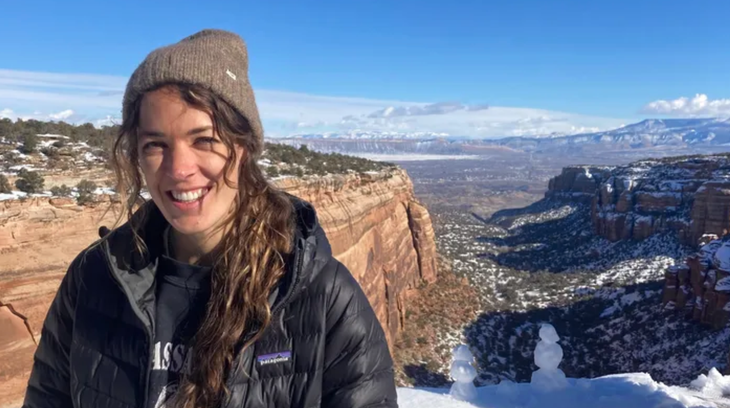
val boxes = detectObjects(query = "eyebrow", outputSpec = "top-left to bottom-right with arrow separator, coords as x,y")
187,126 -> 214,135
138,126 -> 214,138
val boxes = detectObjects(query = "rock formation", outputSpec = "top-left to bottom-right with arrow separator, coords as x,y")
545,166 -> 613,204
661,238 -> 730,333
276,169 -> 438,343
546,155 -> 730,244
548,156 -> 730,374
0,168 -> 438,407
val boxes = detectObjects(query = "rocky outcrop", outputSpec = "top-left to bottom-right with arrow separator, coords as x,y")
0,302 -> 37,408
0,301 -> 36,347
547,156 -> 730,375
662,238 -> 730,332
545,166 -> 613,203
689,181 -> 730,245
0,195 -> 125,407
546,155 -> 730,244
0,168 -> 437,407
277,169 -> 438,343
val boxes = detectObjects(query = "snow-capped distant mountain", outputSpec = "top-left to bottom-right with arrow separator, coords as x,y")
267,118 -> 730,156
270,137 -> 470,155
290,130 -> 451,140
496,118 -> 730,151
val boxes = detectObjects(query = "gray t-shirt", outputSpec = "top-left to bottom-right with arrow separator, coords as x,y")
147,228 -> 212,408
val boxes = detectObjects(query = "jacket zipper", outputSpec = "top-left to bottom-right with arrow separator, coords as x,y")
271,239 -> 305,317
103,241 -> 155,408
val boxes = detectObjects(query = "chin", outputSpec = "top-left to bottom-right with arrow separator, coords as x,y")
168,218 -> 214,236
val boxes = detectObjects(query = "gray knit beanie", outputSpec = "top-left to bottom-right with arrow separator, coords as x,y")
122,29 -> 264,154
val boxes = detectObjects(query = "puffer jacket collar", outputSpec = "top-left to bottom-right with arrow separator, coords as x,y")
100,193 -> 332,332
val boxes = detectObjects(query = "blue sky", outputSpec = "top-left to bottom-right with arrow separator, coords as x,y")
1,0 -> 729,138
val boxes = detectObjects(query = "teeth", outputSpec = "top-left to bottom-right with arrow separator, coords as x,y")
171,188 -> 206,202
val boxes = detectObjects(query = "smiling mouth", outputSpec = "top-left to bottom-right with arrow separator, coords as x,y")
167,187 -> 211,203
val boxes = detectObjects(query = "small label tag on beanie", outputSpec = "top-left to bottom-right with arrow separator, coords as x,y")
226,70 -> 237,80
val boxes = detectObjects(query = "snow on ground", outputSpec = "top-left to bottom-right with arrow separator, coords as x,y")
397,370 -> 730,408
1,187 -> 117,201
508,205 -> 576,230
0,191 -> 26,201
431,199 -> 725,387
0,191 -> 54,201
36,134 -> 70,139
39,139 -> 57,148
82,151 -> 100,162
93,187 -> 115,195
8,164 -> 38,172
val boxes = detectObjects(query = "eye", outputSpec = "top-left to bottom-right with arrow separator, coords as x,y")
195,137 -> 218,148
141,141 -> 166,152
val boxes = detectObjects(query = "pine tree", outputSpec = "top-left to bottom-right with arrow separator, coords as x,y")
20,132 -> 38,154
15,169 -> 44,193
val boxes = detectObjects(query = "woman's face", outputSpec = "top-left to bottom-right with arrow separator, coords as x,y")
137,87 -> 243,237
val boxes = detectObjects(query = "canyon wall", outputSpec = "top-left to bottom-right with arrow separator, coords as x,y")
547,156 -> 730,374
546,157 -> 730,245
0,195 -> 121,408
661,237 -> 730,375
0,168 -> 437,407
276,169 -> 438,343
545,165 -> 613,204
661,239 -> 730,330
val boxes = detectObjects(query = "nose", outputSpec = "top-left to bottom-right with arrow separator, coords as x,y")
164,144 -> 197,180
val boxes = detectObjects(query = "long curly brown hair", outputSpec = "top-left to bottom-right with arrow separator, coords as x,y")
111,83 -> 295,408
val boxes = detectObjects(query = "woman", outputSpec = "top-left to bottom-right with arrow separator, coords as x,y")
23,29 -> 398,408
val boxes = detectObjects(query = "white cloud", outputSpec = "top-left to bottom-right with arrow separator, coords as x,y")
0,68 -> 630,137
0,107 -> 41,121
295,120 -> 329,128
329,105 -> 622,138
94,115 -> 121,128
0,69 -> 127,91
1,106 -> 82,123
49,109 -> 74,120
641,94 -> 730,117
0,69 -> 124,123
366,102 -> 488,118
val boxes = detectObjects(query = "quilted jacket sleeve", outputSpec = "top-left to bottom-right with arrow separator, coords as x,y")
22,254 -> 83,408
322,259 -> 398,408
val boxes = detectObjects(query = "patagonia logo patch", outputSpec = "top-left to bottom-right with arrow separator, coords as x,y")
257,351 -> 291,366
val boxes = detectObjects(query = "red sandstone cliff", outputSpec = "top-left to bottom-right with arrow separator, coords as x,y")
276,169 -> 438,342
661,237 -> 730,336
546,166 -> 613,204
546,156 -> 730,245
0,168 -> 437,407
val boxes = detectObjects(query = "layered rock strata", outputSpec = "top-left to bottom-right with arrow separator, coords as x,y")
661,237 -> 730,331
545,166 -> 613,204
546,155 -> 730,244
0,168 -> 437,407
276,169 -> 438,342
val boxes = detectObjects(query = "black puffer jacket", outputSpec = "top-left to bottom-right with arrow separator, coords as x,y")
23,197 -> 398,408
